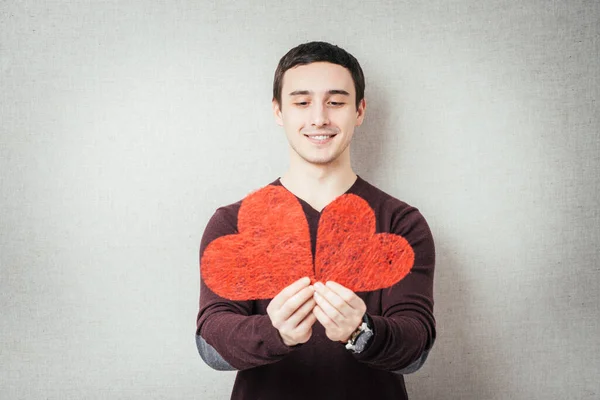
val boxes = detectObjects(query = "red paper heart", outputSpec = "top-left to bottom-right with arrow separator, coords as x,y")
315,194 -> 414,292
201,185 -> 415,300
202,186 -> 313,300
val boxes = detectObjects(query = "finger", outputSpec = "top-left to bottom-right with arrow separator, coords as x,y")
325,281 -> 365,310
296,309 -> 317,332
313,292 -> 342,326
278,285 -> 315,321
314,282 -> 351,317
313,305 -> 336,328
269,277 -> 311,310
287,312 -> 317,345
286,297 -> 316,328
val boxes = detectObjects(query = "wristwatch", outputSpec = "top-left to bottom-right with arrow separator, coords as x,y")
345,313 -> 374,354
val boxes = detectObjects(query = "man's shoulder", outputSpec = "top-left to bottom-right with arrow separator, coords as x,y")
212,199 -> 242,223
356,177 -> 416,214
357,177 -> 432,240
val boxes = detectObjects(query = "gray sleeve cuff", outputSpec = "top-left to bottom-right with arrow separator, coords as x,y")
393,348 -> 431,375
195,334 -> 237,371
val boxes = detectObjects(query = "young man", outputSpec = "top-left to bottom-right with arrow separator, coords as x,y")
196,41 -> 436,399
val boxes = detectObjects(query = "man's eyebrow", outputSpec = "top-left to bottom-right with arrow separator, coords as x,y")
327,89 -> 350,96
289,90 -> 311,96
288,89 -> 350,96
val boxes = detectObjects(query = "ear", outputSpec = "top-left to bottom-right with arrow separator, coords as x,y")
355,98 -> 366,127
272,99 -> 284,126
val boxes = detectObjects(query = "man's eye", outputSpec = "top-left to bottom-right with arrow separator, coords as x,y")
329,102 -> 345,106
295,102 -> 309,106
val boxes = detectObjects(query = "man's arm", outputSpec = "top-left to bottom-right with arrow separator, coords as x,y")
313,205 -> 435,373
196,208 -> 294,370
196,290 -> 293,370
353,207 -> 436,372
196,208 -> 316,371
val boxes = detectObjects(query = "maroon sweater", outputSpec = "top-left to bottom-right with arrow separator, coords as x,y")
196,176 -> 436,399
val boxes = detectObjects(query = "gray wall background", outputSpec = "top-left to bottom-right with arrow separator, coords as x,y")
1,1 -> 598,399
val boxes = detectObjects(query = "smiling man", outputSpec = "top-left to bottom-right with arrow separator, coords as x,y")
196,41 -> 436,400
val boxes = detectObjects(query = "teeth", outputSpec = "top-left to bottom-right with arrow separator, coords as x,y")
310,135 -> 332,140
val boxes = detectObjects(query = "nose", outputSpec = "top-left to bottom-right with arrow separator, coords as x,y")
310,103 -> 329,127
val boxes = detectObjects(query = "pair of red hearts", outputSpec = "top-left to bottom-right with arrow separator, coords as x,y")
201,185 -> 415,300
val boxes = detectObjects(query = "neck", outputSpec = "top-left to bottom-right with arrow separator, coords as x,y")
280,148 -> 357,211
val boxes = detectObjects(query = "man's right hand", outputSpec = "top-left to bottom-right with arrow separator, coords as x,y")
266,277 -> 317,347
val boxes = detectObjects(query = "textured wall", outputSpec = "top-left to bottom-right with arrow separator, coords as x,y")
1,1 -> 598,399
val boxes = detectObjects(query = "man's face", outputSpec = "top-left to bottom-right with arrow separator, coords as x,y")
273,62 -> 366,166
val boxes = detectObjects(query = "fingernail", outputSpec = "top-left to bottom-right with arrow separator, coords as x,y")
314,282 -> 324,290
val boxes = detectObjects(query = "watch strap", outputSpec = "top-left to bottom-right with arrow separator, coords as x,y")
345,313 -> 374,354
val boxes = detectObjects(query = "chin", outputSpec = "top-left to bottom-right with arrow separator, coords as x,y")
305,158 -> 335,165
289,141 -> 347,166
300,153 -> 340,165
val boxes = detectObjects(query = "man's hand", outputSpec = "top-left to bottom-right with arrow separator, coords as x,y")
267,277 -> 317,347
312,281 -> 367,342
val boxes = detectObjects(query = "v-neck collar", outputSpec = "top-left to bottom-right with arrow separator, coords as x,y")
271,175 -> 365,215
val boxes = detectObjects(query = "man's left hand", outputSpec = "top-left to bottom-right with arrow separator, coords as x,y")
312,281 -> 367,342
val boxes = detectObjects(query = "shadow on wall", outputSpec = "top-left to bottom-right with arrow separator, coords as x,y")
351,81 -> 390,179
407,240 -> 512,400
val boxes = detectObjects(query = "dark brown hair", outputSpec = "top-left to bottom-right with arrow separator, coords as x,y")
273,41 -> 365,109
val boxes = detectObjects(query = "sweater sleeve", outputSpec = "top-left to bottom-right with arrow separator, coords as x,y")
354,206 -> 436,372
195,207 -> 295,370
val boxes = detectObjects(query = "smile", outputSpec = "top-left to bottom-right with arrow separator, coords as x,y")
304,134 -> 337,144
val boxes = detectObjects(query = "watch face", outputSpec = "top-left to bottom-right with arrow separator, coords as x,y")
354,329 -> 374,353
